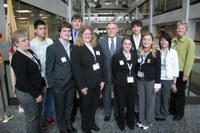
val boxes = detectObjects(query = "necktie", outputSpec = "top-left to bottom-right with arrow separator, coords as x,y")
110,38 -> 115,56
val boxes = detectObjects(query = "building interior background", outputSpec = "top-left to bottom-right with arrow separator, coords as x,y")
0,0 -> 200,106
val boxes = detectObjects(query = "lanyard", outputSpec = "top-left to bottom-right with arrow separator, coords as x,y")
127,63 -> 132,75
161,50 -> 168,70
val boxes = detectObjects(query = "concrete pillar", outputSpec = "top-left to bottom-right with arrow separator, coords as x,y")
81,0 -> 85,25
87,7 -> 91,25
182,0 -> 195,39
67,0 -> 72,22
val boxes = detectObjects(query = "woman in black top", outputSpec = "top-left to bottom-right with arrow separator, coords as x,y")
112,36 -> 138,131
71,26 -> 106,133
11,30 -> 45,133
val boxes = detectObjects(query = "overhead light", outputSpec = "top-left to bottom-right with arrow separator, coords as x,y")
15,10 -> 32,13
41,16 -> 48,19
17,17 -> 29,20
4,4 -> 8,8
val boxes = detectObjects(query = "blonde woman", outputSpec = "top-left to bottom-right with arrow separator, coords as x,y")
72,26 -> 106,133
169,20 -> 195,121
136,32 -> 161,130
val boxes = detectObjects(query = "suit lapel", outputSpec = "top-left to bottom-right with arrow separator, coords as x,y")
57,40 -> 70,61
115,37 -> 122,54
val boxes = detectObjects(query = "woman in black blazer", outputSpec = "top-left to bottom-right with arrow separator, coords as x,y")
11,30 -> 45,133
71,26 -> 106,133
136,32 -> 161,130
112,36 -> 138,131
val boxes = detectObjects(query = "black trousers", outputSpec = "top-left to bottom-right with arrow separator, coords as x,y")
115,83 -> 136,127
80,85 -> 100,132
169,71 -> 187,116
53,78 -> 76,133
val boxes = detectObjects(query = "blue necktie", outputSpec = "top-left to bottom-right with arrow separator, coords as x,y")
110,38 -> 115,56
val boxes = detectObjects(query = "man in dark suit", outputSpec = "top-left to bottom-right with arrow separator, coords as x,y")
46,21 -> 77,133
98,22 -> 122,122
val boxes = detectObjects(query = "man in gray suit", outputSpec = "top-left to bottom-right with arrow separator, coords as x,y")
98,22 -> 122,121
46,21 -> 77,133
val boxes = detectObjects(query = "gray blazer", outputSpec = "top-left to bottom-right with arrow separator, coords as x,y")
46,39 -> 73,88
98,36 -> 122,82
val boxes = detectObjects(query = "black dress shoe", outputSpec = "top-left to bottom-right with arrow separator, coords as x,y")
173,115 -> 183,121
83,131 -> 91,133
67,126 -> 77,133
104,116 -> 111,121
92,123 -> 100,131
117,122 -> 125,131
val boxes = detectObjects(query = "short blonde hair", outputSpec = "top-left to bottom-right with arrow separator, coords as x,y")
177,20 -> 188,31
75,25 -> 97,47
12,30 -> 28,46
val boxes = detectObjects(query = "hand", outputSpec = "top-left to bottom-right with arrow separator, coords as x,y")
182,76 -> 189,81
43,86 -> 47,94
36,95 -> 42,103
153,88 -> 160,94
171,84 -> 177,93
81,87 -> 88,95
100,82 -> 105,91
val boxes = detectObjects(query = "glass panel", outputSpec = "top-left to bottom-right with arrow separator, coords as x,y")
154,0 -> 182,15
138,1 -> 150,20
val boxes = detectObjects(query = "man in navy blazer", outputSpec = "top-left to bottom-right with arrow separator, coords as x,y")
46,21 -> 77,133
98,22 -> 122,121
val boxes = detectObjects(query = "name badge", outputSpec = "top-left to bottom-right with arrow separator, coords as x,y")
93,63 -> 100,71
138,58 -> 142,63
119,60 -> 124,65
61,57 -> 67,62
137,71 -> 144,78
147,59 -> 151,63
96,51 -> 100,55
127,76 -> 134,83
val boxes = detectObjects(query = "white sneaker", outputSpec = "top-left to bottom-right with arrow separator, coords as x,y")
141,125 -> 149,130
136,122 -> 142,128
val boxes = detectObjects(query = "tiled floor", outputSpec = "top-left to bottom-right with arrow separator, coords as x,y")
1,105 -> 200,133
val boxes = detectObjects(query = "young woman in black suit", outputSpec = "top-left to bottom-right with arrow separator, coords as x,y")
71,26 -> 106,133
11,30 -> 45,133
112,36 -> 138,131
136,32 -> 161,130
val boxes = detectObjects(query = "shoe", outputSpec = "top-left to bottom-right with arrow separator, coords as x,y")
67,126 -> 77,133
117,122 -> 125,131
141,125 -> 149,130
46,118 -> 56,125
155,118 -> 166,121
114,115 -> 119,121
173,115 -> 183,121
104,116 -> 111,122
127,124 -> 134,130
136,122 -> 142,128
41,122 -> 48,131
92,123 -> 100,131
83,131 -> 91,133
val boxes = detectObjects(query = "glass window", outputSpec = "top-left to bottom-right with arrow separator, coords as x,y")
138,1 -> 150,20
4,0 -> 65,40
154,0 -> 182,15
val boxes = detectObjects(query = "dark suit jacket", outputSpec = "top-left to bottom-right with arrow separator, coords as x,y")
11,50 -> 44,98
97,36 -> 122,82
129,34 -> 142,51
71,44 -> 107,90
46,39 -> 73,88
112,49 -> 138,87
137,50 -> 161,84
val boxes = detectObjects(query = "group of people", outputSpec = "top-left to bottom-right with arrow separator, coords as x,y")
10,13 -> 195,133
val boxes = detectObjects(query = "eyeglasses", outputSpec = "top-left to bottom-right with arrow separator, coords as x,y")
18,38 -> 29,42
